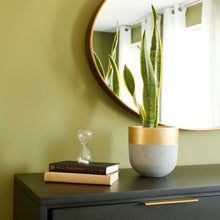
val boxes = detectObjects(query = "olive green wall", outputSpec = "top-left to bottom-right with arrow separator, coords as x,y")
186,3 -> 202,27
0,0 -> 220,219
132,25 -> 142,43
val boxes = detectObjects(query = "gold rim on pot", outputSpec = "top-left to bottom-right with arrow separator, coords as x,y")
129,126 -> 179,146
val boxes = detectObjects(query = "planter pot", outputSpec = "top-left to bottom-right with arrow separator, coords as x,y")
129,126 -> 179,177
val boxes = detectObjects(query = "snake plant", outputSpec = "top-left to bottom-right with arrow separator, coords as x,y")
93,26 -> 120,96
123,5 -> 162,127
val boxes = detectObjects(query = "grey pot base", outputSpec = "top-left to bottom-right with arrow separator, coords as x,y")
129,144 -> 178,177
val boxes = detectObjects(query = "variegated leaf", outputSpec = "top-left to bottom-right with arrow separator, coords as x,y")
109,55 -> 120,96
93,51 -> 105,78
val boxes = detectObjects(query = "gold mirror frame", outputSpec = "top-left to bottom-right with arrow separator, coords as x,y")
86,0 -> 220,131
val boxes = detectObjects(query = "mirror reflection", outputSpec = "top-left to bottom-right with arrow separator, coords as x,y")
92,0 -> 220,129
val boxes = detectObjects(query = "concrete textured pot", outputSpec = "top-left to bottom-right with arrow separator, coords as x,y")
129,126 -> 179,177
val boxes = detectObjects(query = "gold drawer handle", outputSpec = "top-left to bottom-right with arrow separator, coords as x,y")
143,198 -> 199,206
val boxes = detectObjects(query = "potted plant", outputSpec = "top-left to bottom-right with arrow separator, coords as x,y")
123,6 -> 179,177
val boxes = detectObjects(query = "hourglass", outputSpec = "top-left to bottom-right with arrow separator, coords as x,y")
77,129 -> 92,164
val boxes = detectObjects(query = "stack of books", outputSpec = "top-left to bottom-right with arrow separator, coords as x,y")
44,161 -> 119,186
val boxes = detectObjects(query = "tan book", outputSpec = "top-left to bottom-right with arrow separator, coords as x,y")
44,171 -> 119,186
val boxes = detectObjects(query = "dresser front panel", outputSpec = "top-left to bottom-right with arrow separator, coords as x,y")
52,196 -> 220,220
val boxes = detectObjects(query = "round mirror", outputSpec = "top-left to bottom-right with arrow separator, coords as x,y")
87,0 -> 220,130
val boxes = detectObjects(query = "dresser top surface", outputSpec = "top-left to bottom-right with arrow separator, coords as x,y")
14,164 -> 220,206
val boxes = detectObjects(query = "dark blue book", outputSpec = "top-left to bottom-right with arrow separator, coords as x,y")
49,161 -> 119,175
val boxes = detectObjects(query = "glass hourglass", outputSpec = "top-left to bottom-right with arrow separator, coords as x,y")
77,129 -> 92,164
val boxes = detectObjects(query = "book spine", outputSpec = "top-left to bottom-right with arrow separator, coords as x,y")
44,171 -> 118,186
49,164 -> 107,175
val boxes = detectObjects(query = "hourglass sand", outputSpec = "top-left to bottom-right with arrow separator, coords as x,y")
77,129 -> 92,164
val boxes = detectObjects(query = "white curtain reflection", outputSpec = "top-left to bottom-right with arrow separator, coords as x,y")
160,1 -> 220,129
203,0 -> 220,127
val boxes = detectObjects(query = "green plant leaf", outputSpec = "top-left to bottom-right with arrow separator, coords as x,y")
110,25 -> 119,61
155,27 -> 162,98
140,31 -> 157,127
154,26 -> 162,126
109,55 -> 120,96
134,95 -> 146,126
123,65 -> 135,96
106,25 -> 119,83
150,5 -> 163,126
105,68 -> 113,89
93,51 -> 105,78
123,65 -> 146,125
150,5 -> 157,72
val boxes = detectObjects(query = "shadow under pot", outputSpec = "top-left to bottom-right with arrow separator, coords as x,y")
129,126 -> 179,177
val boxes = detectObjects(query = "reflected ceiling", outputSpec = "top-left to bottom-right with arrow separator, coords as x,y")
94,0 -> 189,32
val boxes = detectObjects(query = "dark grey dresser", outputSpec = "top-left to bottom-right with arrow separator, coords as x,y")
14,165 -> 220,220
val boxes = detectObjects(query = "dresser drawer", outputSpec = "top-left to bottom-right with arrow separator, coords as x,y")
52,196 -> 220,220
